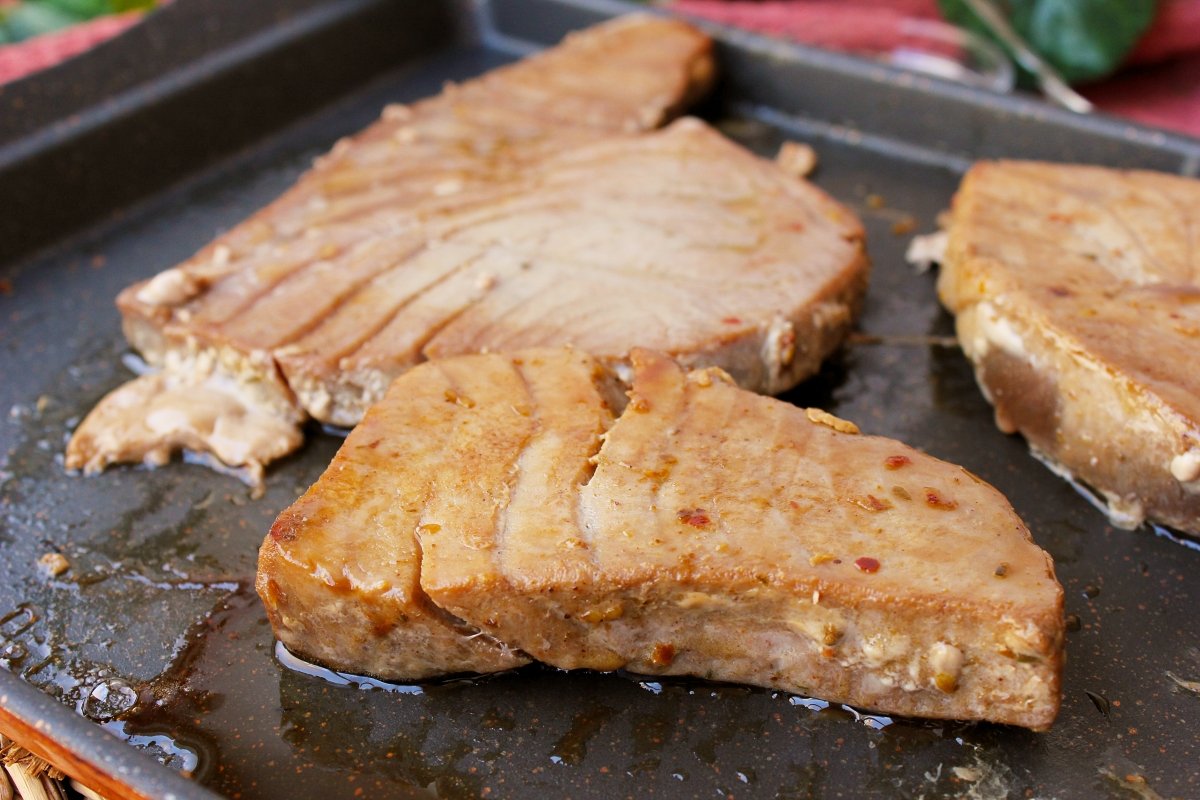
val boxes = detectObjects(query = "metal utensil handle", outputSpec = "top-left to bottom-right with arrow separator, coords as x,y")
961,0 -> 1095,113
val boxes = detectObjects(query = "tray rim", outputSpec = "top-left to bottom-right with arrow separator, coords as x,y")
481,0 -> 1200,171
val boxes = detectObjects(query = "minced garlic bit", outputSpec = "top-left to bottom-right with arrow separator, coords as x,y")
805,408 -> 860,435
1170,449 -> 1200,483
776,141 -> 818,178
929,642 -> 964,693
134,267 -> 200,307
38,552 -> 69,577
905,230 -> 948,273
690,367 -> 735,388
443,389 -> 475,408
580,603 -> 624,624
934,673 -> 959,693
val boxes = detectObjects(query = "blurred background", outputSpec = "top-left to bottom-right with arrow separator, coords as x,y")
3,0 -> 1196,136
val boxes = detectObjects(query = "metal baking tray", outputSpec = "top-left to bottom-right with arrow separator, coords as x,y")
2,0 -> 1198,797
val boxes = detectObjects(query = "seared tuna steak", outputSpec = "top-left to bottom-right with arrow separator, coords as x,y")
67,14 -> 714,480
938,161 -> 1200,535
69,16 -> 868,486
258,348 -> 1063,730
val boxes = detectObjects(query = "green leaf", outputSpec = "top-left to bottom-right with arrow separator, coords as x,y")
43,0 -> 111,19
1,3 -> 84,42
110,0 -> 159,11
0,0 -> 156,43
938,0 -> 1158,85
1021,0 -> 1156,83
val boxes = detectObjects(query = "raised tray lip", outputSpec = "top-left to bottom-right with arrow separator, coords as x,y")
0,0 -> 462,266
0,669 -> 216,800
1,1 -> 1198,798
479,0 -> 1200,172
0,0 -> 316,147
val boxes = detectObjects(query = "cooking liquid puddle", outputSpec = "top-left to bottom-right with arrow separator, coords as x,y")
0,324 -> 990,798
94,585 -> 997,799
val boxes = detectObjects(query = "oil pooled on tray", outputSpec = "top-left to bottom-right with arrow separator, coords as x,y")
109,585 -> 1007,800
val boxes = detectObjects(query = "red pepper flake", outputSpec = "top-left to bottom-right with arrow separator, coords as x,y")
677,508 -> 710,528
884,455 -> 911,470
650,642 -> 676,667
0,278 -> 11,296
721,316 -> 742,325
854,557 -> 880,573
923,488 -> 958,510
853,494 -> 892,512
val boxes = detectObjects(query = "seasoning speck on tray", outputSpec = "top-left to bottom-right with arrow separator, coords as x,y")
37,552 -> 69,578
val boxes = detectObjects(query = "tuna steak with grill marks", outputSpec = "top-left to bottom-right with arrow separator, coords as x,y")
66,14 -> 718,484
67,15 -> 869,489
257,348 -> 1064,730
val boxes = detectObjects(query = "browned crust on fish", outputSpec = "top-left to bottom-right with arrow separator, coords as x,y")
258,347 -> 1063,730
939,161 -> 1200,534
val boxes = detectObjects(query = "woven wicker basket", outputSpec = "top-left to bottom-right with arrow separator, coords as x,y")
0,736 -> 109,800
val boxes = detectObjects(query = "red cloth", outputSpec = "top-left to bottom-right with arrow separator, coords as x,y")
1084,52 -> 1200,136
671,1 -> 939,53
0,11 -> 144,86
672,0 -> 1200,139
1129,0 -> 1200,64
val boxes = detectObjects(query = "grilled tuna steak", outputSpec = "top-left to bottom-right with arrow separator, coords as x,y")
258,348 -> 1064,730
272,117 -> 867,425
66,14 -> 716,479
939,161 -> 1200,534
69,15 -> 869,486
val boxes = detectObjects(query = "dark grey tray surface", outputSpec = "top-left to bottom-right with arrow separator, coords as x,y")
2,1 -> 1199,798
